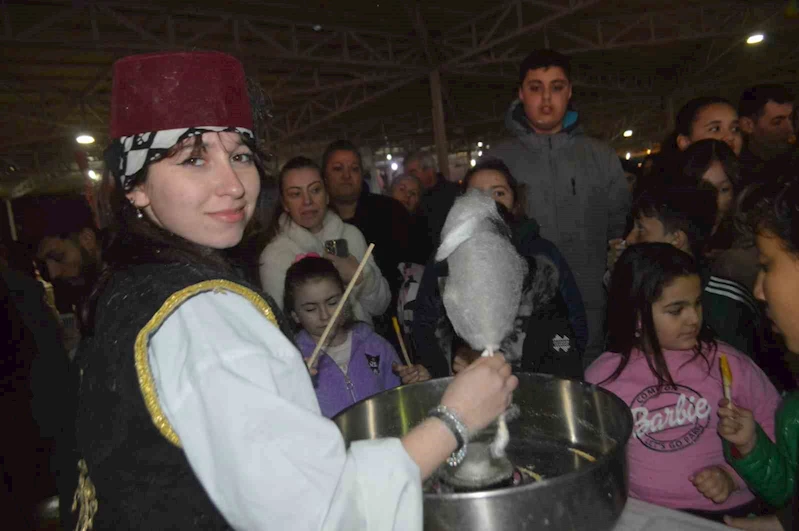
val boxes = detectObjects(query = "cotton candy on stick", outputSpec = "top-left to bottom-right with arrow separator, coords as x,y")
436,190 -> 528,458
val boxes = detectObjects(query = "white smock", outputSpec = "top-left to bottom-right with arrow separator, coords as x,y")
147,289 -> 422,530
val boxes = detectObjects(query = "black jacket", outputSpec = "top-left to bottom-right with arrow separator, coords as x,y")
341,189 -> 412,300
1,268 -> 77,529
412,251 -> 583,380
415,174 -> 460,260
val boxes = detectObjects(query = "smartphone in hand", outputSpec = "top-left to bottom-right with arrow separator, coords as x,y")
324,239 -> 349,257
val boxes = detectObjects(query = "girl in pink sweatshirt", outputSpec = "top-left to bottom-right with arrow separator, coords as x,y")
586,242 -> 780,519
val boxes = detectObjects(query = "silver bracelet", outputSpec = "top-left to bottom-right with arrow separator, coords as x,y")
428,405 -> 469,467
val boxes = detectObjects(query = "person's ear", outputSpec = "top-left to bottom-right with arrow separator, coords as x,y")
676,134 -> 692,151
669,230 -> 691,254
566,82 -> 573,102
517,85 -> 525,103
739,116 -> 755,135
126,187 -> 150,210
77,227 -> 98,253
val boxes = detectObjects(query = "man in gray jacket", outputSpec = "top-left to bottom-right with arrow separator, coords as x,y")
489,49 -> 629,363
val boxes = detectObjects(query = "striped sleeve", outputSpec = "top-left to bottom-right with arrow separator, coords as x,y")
705,276 -> 759,316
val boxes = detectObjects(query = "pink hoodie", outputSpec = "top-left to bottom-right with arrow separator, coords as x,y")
586,342 -> 780,511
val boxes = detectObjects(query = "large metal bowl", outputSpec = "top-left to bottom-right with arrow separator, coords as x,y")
334,373 -> 633,531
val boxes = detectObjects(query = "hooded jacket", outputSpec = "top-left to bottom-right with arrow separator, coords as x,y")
489,102 -> 630,358
513,217 -> 588,355
296,323 -> 402,418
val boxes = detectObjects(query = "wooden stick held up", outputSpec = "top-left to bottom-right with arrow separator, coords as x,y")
391,316 -> 413,366
307,243 -> 375,369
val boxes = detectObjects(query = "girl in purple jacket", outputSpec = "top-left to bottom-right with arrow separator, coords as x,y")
285,255 -> 430,418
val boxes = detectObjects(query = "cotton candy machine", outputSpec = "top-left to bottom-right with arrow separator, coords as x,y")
334,373 -> 633,531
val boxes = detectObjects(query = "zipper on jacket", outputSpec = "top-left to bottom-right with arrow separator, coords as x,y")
326,351 -> 358,404
343,371 -> 357,403
547,137 -> 562,237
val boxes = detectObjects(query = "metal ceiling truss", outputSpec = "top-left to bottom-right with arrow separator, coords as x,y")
264,75 -> 424,145
447,2 -> 788,69
1,2 -> 426,71
444,65 -> 660,94
1,0 -> 797,195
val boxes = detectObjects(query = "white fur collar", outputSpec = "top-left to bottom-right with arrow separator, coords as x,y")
279,210 -> 346,252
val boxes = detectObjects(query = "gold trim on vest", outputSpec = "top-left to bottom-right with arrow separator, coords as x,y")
134,280 -> 279,447
72,459 -> 98,531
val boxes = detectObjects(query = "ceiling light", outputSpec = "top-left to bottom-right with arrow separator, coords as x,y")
470,159 -> 476,167
477,141 -> 483,148
746,33 -> 764,45
477,150 -> 483,157
390,162 -> 398,171
88,170 -> 98,180
76,134 -> 95,144
623,129 -> 633,138
313,24 -> 322,31
625,152 -> 631,160
386,154 -> 392,161
646,149 -> 652,155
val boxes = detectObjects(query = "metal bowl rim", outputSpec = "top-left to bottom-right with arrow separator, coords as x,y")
334,373 -> 633,500
424,374 -> 632,499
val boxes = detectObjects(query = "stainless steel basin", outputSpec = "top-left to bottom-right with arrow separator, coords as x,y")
334,373 -> 633,531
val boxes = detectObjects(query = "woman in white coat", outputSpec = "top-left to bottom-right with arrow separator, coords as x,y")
259,156 -> 390,324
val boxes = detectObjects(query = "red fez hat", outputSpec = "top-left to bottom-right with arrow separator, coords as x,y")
110,51 -> 253,139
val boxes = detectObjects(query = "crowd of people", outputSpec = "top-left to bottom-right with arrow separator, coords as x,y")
3,45 -> 799,530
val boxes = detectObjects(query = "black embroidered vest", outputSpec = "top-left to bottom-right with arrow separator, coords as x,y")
74,263 -> 288,529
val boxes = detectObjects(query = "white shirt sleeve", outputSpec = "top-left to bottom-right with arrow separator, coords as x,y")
148,290 -> 422,530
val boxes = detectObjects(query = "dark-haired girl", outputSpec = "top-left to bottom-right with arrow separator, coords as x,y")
667,96 -> 743,158
719,177 -> 799,530
586,243 -> 779,516
673,139 -> 759,291
650,97 -> 743,191
259,156 -> 390,325
284,256 -> 430,418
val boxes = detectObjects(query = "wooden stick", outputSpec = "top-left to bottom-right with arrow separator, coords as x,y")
391,316 -> 413,366
307,243 -> 375,368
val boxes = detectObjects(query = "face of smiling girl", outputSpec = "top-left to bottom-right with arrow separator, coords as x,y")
127,131 -> 259,249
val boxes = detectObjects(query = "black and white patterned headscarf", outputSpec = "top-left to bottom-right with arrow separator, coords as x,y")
106,125 -> 253,191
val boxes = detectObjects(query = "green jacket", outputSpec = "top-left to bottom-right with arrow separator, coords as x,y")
725,393 -> 799,507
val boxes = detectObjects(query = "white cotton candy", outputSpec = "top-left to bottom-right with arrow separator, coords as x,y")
436,190 -> 528,353
437,190 -> 527,458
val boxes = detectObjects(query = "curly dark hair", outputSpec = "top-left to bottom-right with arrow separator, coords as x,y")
737,173 -> 799,256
